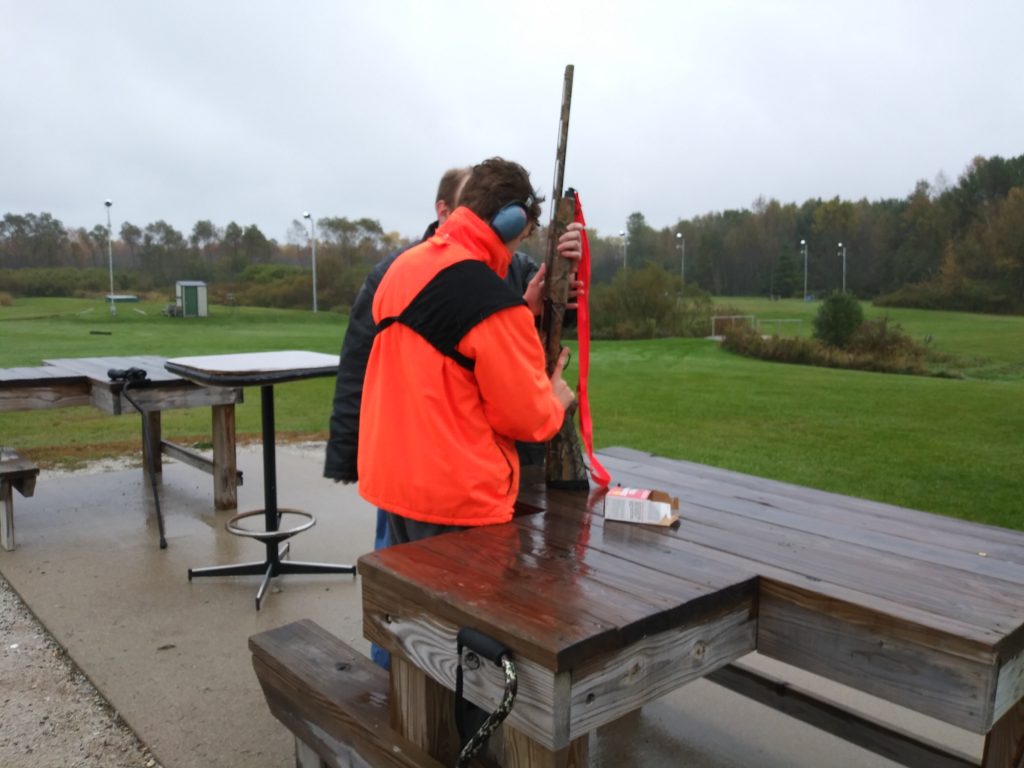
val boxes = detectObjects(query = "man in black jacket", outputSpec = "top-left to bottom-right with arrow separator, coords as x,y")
323,166 -> 581,667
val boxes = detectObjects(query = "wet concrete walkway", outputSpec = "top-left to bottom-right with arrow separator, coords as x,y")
0,445 -> 978,767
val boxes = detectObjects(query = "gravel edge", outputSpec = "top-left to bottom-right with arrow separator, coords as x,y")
0,573 -> 164,768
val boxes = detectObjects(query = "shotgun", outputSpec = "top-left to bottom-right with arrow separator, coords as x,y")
540,64 -> 589,490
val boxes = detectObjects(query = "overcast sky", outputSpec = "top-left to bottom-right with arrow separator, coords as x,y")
3,1 -> 1022,245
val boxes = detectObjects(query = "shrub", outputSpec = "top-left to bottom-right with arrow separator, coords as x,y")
721,321 -> 933,376
676,284 -> 716,337
0,267 -> 112,297
847,317 -> 920,359
240,263 -> 304,284
722,325 -> 827,366
589,264 -> 716,340
813,291 -> 864,348
236,273 -> 310,308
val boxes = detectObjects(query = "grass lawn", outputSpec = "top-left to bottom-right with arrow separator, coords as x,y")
588,338 -> 1022,529
2,296 -> 1021,529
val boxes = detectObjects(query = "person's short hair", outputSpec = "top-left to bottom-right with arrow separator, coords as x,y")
459,158 -> 544,230
435,167 -> 471,209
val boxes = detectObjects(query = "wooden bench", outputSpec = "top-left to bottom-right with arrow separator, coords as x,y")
1,447 -> 40,551
249,619 -> 444,768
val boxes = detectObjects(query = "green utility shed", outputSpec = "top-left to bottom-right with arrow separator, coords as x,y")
175,281 -> 208,317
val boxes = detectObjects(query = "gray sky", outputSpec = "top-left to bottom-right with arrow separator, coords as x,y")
3,1 -> 1022,245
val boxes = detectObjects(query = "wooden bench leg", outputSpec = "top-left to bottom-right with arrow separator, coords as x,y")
212,403 -> 237,510
250,620 -> 444,768
1,480 -> 14,551
983,699 -> 1024,768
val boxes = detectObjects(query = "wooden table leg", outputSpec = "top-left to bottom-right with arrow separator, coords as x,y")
212,403 -> 237,510
389,656 -> 590,767
502,728 -> 589,768
142,411 -> 162,475
1,480 -> 14,551
983,699 -> 1024,768
390,655 -> 461,764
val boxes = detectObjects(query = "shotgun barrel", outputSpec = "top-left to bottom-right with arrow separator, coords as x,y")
540,64 -> 588,490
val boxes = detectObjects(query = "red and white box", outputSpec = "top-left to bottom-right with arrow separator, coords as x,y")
603,487 -> 679,526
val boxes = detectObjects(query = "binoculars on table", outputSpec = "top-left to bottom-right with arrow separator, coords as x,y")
107,367 -> 148,383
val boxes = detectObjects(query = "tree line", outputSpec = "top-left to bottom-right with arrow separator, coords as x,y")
544,152 -> 1022,314
2,152 -> 1022,314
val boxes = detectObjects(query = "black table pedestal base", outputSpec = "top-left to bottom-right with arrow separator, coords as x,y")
189,554 -> 356,610
190,506 -> 356,609
180,382 -> 356,610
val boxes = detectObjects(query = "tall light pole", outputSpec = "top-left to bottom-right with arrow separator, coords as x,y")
800,239 -> 808,301
619,229 -> 628,270
676,231 -> 685,283
302,212 -> 318,313
104,199 -> 116,316
838,241 -> 847,293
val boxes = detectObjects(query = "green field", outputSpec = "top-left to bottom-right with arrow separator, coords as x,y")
1,297 -> 1021,529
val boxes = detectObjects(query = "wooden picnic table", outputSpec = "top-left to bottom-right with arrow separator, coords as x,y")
359,447 -> 1024,767
0,355 -> 243,509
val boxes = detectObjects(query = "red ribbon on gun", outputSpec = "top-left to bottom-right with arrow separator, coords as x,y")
571,191 -> 610,487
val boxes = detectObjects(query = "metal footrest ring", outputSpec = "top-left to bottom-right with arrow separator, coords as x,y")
225,508 -> 315,543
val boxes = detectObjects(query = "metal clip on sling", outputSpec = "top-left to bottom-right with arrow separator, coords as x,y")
454,627 -> 518,768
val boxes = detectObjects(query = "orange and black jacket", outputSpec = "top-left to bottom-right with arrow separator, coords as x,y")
323,224 -> 560,483
357,207 -> 565,527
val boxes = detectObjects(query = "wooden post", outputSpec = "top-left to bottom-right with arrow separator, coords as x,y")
212,403 -> 237,510
0,480 -> 14,551
141,411 -> 162,475
982,698 -> 1024,768
503,727 -> 589,768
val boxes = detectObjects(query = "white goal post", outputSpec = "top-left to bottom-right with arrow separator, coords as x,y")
711,315 -> 755,336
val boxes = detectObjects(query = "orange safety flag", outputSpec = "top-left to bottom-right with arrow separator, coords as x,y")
571,191 -> 611,487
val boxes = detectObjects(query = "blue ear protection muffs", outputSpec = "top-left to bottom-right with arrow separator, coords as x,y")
489,193 -> 536,243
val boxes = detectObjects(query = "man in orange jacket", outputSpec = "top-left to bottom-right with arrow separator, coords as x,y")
358,157 -> 575,542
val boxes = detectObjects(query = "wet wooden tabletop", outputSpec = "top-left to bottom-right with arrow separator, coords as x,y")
360,446 -> 1024,737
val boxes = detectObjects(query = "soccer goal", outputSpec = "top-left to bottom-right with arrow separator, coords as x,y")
710,315 -> 755,337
